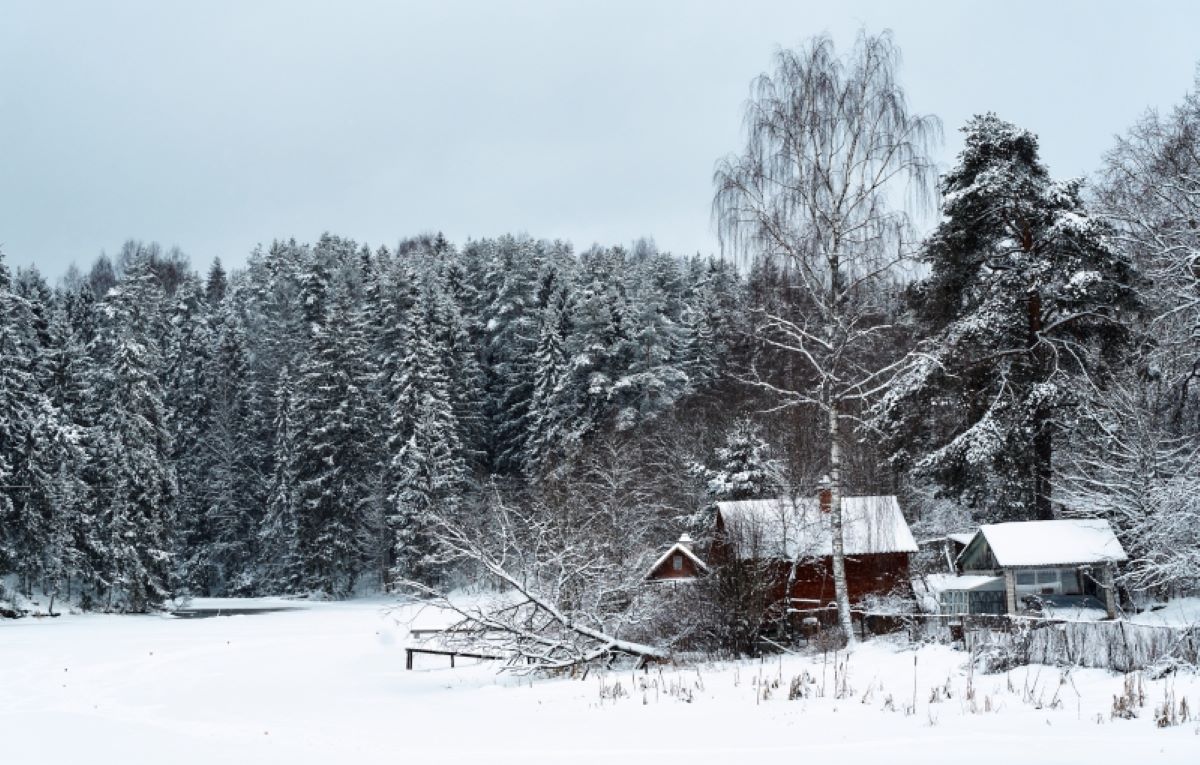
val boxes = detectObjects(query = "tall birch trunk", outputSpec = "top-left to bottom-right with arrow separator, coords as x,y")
828,398 -> 855,644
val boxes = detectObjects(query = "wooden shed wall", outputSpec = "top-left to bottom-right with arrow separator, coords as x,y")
647,551 -> 704,581
774,553 -> 912,607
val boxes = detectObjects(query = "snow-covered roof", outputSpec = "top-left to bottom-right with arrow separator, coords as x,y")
715,496 -> 917,560
917,532 -> 976,547
645,538 -> 709,579
969,519 -> 1128,568
924,573 -> 1004,593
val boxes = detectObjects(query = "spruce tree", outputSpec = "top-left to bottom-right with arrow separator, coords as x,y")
525,291 -> 573,476
0,251 -> 39,585
260,366 -> 303,592
388,277 -> 466,583
480,236 -> 542,474
86,255 -> 177,611
291,276 -> 378,595
612,255 -> 690,429
701,419 -> 784,501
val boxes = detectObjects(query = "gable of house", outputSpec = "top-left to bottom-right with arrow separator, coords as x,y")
645,538 -> 708,581
959,519 -> 1128,572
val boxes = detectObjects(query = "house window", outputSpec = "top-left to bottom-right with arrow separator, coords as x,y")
1059,568 -> 1081,595
941,590 -> 968,615
672,554 -> 683,571
1014,568 -> 1083,597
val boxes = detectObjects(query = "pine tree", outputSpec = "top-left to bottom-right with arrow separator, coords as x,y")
876,115 -> 1140,520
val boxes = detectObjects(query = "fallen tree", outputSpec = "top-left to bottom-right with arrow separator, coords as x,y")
396,473 -> 671,670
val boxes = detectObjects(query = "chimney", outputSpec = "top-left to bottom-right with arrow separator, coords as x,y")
818,475 -> 832,514
677,533 -> 695,551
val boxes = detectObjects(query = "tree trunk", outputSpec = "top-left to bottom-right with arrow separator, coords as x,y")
1027,287 -> 1054,520
1033,426 -> 1054,520
828,400 -> 856,645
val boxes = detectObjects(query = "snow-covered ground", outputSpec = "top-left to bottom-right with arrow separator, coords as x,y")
2,598 -> 1198,764
1130,597 -> 1200,628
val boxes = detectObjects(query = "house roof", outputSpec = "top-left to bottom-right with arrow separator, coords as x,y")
645,539 -> 709,580
715,496 -> 917,560
968,519 -> 1128,568
925,573 -> 1005,593
917,532 -> 976,547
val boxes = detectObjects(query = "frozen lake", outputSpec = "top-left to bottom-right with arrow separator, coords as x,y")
2,598 -> 1197,764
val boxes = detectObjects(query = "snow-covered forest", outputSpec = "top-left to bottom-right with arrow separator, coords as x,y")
1,31 -> 1199,632
0,231 -> 763,608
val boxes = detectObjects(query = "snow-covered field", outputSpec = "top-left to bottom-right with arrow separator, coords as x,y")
3,598 -> 1198,764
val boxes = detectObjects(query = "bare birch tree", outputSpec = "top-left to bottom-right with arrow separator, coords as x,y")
714,31 -> 939,642
1061,72 -> 1200,595
1098,75 -> 1200,428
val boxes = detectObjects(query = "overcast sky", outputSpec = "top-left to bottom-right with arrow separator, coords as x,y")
2,0 -> 1198,278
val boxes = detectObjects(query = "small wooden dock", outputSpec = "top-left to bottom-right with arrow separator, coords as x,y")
170,606 -> 301,619
404,646 -> 503,669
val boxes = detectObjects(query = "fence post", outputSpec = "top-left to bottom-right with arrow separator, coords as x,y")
1003,570 -> 1017,616
1102,565 -> 1117,619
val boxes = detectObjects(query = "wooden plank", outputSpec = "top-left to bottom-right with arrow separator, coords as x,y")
403,646 -> 504,669
1102,564 -> 1118,619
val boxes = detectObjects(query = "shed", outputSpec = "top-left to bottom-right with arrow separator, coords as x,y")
645,534 -> 708,583
917,532 -> 976,573
955,519 -> 1127,618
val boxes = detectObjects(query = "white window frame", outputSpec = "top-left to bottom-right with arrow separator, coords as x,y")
1013,567 -> 1083,597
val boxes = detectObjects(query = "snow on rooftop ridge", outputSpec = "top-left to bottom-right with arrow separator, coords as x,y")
976,519 -> 1128,567
924,573 -> 1004,593
645,537 -> 709,579
715,495 -> 917,559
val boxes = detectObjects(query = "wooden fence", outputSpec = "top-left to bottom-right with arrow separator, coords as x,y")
786,606 -> 1200,672
962,618 -> 1200,672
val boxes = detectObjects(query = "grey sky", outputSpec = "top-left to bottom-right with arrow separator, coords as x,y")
2,0 -> 1198,278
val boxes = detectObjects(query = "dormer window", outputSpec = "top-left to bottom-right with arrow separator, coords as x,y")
672,554 -> 683,571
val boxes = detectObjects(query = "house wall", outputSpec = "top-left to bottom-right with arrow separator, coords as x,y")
647,551 -> 703,581
761,553 -> 912,609
706,514 -> 914,609
959,539 -> 998,572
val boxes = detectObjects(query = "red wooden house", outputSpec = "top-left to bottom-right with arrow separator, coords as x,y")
647,489 -> 917,613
